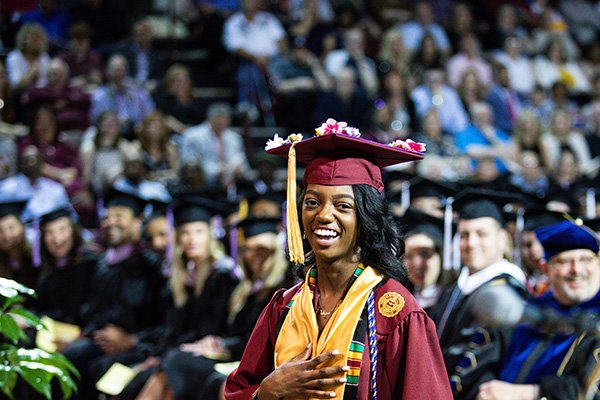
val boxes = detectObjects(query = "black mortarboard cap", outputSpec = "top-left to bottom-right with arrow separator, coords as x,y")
408,176 -> 458,199
237,216 -> 281,238
246,188 -> 286,207
104,187 -> 146,216
454,188 -> 527,224
382,170 -> 414,189
544,187 -> 579,213
400,207 -> 444,246
0,199 -> 28,219
40,205 -> 74,226
523,207 -> 566,231
172,194 -> 225,227
146,198 -> 169,220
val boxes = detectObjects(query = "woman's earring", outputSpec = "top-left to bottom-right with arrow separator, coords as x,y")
302,232 -> 306,239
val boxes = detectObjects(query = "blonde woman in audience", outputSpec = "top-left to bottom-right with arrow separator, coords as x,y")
514,110 -> 544,156
136,111 -> 179,185
155,64 -> 205,134
377,29 -> 413,88
540,109 -> 592,175
79,111 -> 126,194
6,23 -> 50,91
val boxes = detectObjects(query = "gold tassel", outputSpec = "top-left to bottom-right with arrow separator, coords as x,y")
287,142 -> 304,264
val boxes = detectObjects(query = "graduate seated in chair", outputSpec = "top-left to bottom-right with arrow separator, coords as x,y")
451,220 -> 600,400
34,205 -> 100,334
63,188 -> 166,400
122,215 -> 291,400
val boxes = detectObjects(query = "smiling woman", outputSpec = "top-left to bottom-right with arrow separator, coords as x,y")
225,120 -> 452,400
36,205 -> 99,326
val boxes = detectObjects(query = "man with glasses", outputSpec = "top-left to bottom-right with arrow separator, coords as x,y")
451,220 -> 600,400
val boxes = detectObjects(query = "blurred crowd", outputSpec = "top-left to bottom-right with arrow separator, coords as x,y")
2,0 -> 600,399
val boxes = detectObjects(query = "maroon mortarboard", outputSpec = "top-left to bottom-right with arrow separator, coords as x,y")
268,132 -> 423,193
265,118 -> 425,263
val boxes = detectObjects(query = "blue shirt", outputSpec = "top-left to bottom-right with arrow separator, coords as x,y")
454,124 -> 512,174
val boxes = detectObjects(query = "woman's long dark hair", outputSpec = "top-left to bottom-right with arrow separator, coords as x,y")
40,219 -> 84,269
298,184 -> 409,286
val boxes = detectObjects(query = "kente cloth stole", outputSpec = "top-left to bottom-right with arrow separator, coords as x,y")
274,264 -> 383,400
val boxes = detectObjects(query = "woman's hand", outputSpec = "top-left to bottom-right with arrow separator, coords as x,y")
257,344 -> 348,400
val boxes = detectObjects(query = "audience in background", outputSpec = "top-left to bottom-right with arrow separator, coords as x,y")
21,57 -> 91,131
179,102 -> 250,188
57,22 -> 103,89
79,111 -> 125,194
411,68 -> 469,134
136,111 -> 179,185
90,54 -> 155,139
154,64 -> 205,133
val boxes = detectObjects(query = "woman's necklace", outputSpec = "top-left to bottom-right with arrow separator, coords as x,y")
318,296 -> 341,319
316,269 -> 355,319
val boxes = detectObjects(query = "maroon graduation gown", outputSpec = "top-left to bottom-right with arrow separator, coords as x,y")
224,278 -> 452,399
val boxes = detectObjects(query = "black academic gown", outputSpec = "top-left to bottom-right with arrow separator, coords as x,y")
0,248 -> 38,289
34,248 -> 98,326
154,262 -> 240,353
429,273 -> 527,375
79,246 -> 165,334
64,245 -> 165,399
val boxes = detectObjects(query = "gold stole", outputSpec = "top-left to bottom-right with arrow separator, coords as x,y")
274,265 -> 383,399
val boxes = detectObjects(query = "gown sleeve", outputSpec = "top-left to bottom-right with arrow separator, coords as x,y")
224,289 -> 287,400
390,310 -> 453,400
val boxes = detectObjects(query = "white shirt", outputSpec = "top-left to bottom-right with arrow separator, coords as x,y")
457,259 -> 526,295
414,284 -> 442,309
6,49 -> 50,88
533,56 -> 590,93
179,122 -> 250,185
223,11 -> 286,58
494,52 -> 536,95
0,174 -> 69,221
398,21 -> 451,53
411,84 -> 469,134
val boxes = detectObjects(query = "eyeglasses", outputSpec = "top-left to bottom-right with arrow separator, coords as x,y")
551,255 -> 598,268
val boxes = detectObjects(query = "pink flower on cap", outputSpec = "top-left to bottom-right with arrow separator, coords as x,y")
389,138 -> 426,153
315,118 -> 360,137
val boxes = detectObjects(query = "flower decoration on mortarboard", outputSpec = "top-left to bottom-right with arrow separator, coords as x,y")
265,133 -> 303,151
263,119 -> 425,265
389,138 -> 427,153
315,118 -> 361,137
